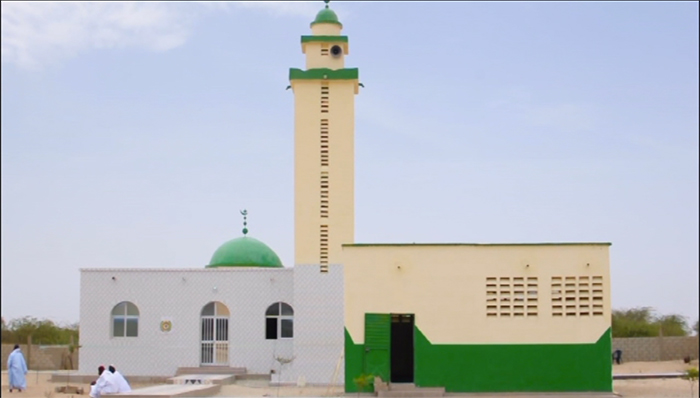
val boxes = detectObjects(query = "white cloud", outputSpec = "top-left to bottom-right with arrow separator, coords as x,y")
1,2 -> 198,70
1,2 -> 323,70
227,1 -> 320,19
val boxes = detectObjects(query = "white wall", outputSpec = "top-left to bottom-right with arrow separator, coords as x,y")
79,268 -> 294,377
291,264 -> 344,386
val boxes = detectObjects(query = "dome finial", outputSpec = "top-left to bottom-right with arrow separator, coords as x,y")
240,209 -> 248,235
324,0 -> 330,9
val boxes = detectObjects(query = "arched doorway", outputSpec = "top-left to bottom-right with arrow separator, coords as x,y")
200,301 -> 230,366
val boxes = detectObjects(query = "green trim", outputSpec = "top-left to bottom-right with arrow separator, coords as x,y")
345,326 -> 613,393
345,328 -> 372,393
301,35 -> 348,43
414,327 -> 612,392
289,68 -> 358,81
343,242 -> 612,247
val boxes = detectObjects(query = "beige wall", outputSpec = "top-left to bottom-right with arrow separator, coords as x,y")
2,344 -> 78,371
304,42 -> 348,70
311,23 -> 342,36
343,244 -> 611,345
613,336 -> 699,362
293,22 -> 357,267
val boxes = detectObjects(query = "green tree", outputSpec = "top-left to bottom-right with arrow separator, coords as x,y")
1,316 -> 79,345
612,307 -> 689,338
654,314 -> 689,337
694,320 -> 699,335
612,307 -> 657,337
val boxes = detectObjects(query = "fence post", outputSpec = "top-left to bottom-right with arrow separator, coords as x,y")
658,326 -> 665,361
26,335 -> 32,369
69,334 -> 75,370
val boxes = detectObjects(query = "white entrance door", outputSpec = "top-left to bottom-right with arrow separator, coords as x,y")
200,301 -> 230,366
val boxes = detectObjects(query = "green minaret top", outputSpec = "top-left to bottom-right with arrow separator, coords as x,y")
311,0 -> 342,28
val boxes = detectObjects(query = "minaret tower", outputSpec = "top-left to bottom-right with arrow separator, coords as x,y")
290,1 -> 359,272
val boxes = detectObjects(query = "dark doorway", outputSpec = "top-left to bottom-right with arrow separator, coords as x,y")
390,314 -> 414,383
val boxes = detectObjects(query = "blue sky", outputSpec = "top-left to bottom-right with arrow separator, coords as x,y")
1,1 -> 698,327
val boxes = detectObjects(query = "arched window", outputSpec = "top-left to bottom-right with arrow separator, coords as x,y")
265,302 -> 293,340
111,301 -> 139,337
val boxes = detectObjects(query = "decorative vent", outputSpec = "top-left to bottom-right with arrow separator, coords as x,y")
321,84 -> 329,113
321,44 -> 329,56
320,225 -> 329,273
551,276 -> 604,317
320,172 -> 329,218
321,119 -> 329,167
486,276 -> 538,318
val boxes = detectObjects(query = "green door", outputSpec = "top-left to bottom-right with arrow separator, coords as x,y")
364,313 -> 391,381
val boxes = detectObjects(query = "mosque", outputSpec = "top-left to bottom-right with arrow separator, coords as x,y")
78,2 -> 613,393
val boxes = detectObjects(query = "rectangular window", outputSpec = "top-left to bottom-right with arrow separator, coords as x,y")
113,319 -> 125,337
266,318 -> 278,340
126,318 -> 138,337
216,318 -> 228,340
281,319 -> 294,338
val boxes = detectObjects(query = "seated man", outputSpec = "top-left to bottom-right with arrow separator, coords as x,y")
612,349 -> 622,365
90,366 -> 119,398
108,365 -> 131,393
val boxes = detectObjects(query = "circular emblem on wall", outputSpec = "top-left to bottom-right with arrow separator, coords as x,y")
160,320 -> 172,332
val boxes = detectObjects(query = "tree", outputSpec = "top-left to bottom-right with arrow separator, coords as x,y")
683,367 -> 698,398
612,307 -> 657,337
612,307 -> 689,338
655,314 -> 690,337
694,320 -> 699,335
1,316 -> 79,345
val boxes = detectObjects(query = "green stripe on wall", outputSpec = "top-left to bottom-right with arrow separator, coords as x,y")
345,326 -> 612,393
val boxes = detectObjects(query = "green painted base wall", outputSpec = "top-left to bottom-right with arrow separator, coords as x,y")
345,327 -> 612,393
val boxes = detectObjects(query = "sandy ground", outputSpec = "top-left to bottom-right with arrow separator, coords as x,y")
1,360 -> 698,398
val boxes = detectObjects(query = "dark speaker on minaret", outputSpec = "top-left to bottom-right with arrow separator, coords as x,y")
331,45 -> 343,58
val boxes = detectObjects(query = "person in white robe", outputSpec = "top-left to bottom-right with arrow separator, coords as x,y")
89,366 -> 119,398
108,365 -> 131,393
7,345 -> 28,392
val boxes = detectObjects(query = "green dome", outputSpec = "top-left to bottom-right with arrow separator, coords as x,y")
311,7 -> 342,27
207,236 -> 283,268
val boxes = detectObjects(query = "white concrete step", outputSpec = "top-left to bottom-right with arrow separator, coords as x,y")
167,373 -> 236,385
112,384 -> 221,398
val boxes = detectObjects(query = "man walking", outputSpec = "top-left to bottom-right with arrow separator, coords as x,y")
7,345 -> 28,393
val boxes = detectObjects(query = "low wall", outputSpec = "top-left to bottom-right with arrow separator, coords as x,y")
2,344 -> 79,371
612,336 -> 699,362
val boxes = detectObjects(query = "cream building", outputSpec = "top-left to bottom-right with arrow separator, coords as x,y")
78,2 -> 612,393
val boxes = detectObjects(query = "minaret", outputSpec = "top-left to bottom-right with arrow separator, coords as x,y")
290,1 -> 359,272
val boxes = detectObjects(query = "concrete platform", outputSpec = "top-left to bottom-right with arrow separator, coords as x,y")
175,366 -> 246,376
112,384 -> 221,398
613,371 -> 685,380
167,373 -> 236,385
50,373 -> 169,384
442,394 -> 620,398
